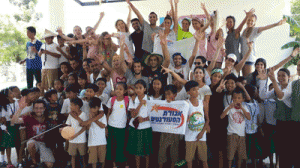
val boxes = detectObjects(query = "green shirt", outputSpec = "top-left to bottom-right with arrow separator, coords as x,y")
177,26 -> 193,41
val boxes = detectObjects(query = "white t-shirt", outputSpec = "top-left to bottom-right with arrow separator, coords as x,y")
40,43 -> 60,69
185,99 -> 206,142
196,85 -> 212,101
175,87 -> 188,101
2,101 -> 19,121
58,45 -> 69,65
98,93 -> 109,106
61,98 -> 88,114
65,112 -> 88,143
117,32 -> 134,61
128,96 -> 151,130
226,104 -> 250,137
20,105 -> 33,116
106,98 -> 128,128
168,64 -> 190,83
88,114 -> 107,147
189,69 -> 211,86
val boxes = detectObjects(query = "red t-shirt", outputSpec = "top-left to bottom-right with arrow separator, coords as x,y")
23,115 -> 47,142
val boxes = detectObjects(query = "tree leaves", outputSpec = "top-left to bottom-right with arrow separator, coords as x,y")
281,41 -> 300,49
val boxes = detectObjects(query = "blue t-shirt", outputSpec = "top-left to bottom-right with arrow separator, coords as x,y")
26,40 -> 43,70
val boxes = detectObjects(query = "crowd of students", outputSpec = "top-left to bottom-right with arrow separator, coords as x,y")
1,0 -> 299,168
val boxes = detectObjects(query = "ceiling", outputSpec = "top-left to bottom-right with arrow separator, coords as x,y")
74,0 -> 144,6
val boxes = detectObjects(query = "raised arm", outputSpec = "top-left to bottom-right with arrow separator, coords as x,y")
235,8 -> 255,36
206,36 -> 224,74
162,66 -> 188,85
200,17 -> 212,32
189,32 -> 202,68
93,12 -> 105,31
11,97 -> 27,125
127,0 -> 144,25
119,35 -> 130,73
268,67 -> 285,99
127,7 -> 132,32
271,47 -> 299,71
201,3 -> 211,21
57,27 -> 74,41
159,31 -> 171,68
258,18 -> 287,34
173,0 -> 179,34
235,40 -> 253,73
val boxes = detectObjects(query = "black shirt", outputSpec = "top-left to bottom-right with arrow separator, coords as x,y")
130,31 -> 145,59
143,66 -> 167,86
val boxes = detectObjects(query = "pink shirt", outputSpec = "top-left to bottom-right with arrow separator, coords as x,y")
207,32 -> 226,63
112,71 -> 127,88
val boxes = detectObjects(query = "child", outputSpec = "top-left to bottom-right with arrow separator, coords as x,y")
82,84 -> 99,115
244,84 -> 263,168
78,72 -> 89,92
38,29 -> 61,91
95,78 -> 109,106
68,72 -> 78,87
36,83 -> 44,98
158,85 -> 181,168
220,88 -> 251,168
44,89 -> 62,114
128,80 -> 152,168
87,97 -> 107,168
60,62 -> 71,88
9,86 -> 21,100
65,98 -> 88,168
184,80 -> 210,168
106,82 -> 129,168
57,35 -> 72,65
148,77 -> 164,100
171,73 -> 188,101
54,79 -> 65,106
61,84 -> 80,117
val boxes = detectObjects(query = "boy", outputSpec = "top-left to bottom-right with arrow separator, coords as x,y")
57,35 -> 72,78
87,97 -> 107,168
184,81 -> 210,168
65,98 -> 88,168
82,84 -> 99,115
220,88 -> 251,168
95,78 -> 109,106
158,85 -> 180,168
125,59 -> 149,88
44,89 -> 62,113
38,29 -> 61,91
9,86 -> 21,100
61,84 -> 80,117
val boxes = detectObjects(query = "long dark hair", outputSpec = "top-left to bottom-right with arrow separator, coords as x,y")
226,15 -> 236,32
0,89 -> 10,111
148,77 -> 164,97
251,58 -> 267,86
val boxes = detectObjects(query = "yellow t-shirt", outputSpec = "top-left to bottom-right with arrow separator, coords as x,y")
177,26 -> 193,41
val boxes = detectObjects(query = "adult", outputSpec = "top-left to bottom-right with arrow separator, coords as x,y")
240,15 -> 287,76
69,58 -> 83,75
177,18 -> 193,41
127,0 -> 163,54
20,26 -> 43,89
130,18 -> 146,60
11,99 -> 55,168
225,9 -> 255,63
98,32 -> 119,67
142,31 -> 171,85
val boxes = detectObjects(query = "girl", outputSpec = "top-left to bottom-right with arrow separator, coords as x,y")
98,35 -> 133,90
177,18 -> 193,41
128,80 -> 153,168
78,72 -> 89,92
148,77 -> 164,100
259,68 -> 292,168
222,40 -> 253,78
60,62 -> 72,88
54,79 -> 65,106
82,58 -> 92,83
246,47 -> 299,87
225,9 -> 254,63
0,88 -> 20,166
112,8 -> 134,61
106,82 -> 129,168
207,69 -> 228,168
240,15 -> 287,76
67,72 -> 78,87
98,32 -> 119,67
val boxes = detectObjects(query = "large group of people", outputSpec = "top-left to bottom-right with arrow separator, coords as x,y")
0,0 -> 299,168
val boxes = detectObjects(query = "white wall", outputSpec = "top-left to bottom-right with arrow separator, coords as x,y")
47,0 -> 294,70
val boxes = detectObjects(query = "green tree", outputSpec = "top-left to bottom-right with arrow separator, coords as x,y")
9,0 -> 42,23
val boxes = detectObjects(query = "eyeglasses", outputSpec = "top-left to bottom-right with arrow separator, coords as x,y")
194,62 -> 201,65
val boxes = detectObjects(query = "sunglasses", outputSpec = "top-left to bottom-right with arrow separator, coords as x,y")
194,62 -> 201,65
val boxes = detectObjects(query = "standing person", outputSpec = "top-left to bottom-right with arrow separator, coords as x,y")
38,29 -> 61,91
184,81 -> 210,168
177,18 -> 193,41
130,18 -> 145,60
125,59 -> 149,88
127,0 -> 162,54
20,26 -> 43,89
220,88 -> 251,168
98,32 -> 119,67
240,15 -> 287,76
267,66 -> 300,168
225,9 -> 255,63
11,99 -> 55,168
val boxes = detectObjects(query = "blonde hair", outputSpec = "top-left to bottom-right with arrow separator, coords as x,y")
115,20 -> 129,32
243,14 -> 257,38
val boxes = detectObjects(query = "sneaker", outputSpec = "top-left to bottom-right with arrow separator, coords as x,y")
17,163 -> 23,168
2,161 -> 8,166
175,160 -> 187,167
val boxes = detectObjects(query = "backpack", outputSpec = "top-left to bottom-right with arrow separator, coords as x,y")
111,96 -> 129,113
